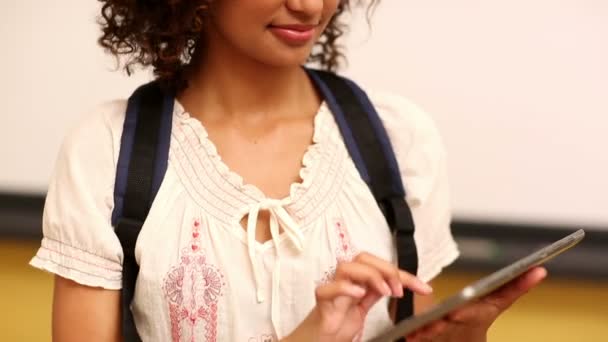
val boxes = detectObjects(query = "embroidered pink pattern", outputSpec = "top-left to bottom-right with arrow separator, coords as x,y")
318,220 -> 363,342
163,219 -> 225,342
318,220 -> 360,284
335,220 -> 359,262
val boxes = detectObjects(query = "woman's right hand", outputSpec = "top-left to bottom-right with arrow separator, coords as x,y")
284,252 -> 433,342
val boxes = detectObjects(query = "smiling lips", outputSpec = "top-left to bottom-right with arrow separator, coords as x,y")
268,24 -> 317,45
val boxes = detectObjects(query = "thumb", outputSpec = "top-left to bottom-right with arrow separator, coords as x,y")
482,266 -> 547,312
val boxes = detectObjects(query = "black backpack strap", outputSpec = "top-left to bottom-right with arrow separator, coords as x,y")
309,69 -> 418,336
111,81 -> 174,341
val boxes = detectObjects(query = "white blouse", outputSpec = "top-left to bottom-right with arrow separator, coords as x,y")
31,90 -> 459,342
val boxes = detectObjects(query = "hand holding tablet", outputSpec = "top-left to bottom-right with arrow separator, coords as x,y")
370,229 -> 585,342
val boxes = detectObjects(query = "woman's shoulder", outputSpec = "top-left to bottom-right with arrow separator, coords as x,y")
363,89 -> 445,162
65,99 -> 128,142
367,90 -> 439,133
57,99 -> 129,170
31,99 -> 130,290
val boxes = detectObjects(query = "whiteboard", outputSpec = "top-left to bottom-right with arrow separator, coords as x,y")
1,0 -> 607,228
0,0 -> 151,194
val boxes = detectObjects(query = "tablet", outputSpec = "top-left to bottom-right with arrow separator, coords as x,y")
369,229 -> 585,342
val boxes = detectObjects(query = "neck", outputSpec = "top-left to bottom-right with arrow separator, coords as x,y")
179,37 -> 319,121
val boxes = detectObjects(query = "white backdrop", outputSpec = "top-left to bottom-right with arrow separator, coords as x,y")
1,0 -> 607,228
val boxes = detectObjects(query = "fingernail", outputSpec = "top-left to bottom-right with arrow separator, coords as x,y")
422,282 -> 433,293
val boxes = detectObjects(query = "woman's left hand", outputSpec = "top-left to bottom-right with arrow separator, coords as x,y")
406,266 -> 547,342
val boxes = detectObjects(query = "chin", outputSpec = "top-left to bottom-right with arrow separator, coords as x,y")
254,45 -> 315,69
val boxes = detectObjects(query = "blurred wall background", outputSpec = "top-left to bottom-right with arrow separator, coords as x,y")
3,0 -> 607,225
1,0 -> 607,341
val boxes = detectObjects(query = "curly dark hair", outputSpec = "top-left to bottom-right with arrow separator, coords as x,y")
98,0 -> 378,91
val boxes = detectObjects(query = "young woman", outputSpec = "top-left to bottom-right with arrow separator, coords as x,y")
30,1 -> 546,341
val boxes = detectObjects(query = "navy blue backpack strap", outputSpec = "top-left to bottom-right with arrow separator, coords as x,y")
309,69 -> 418,337
112,81 -> 174,342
